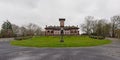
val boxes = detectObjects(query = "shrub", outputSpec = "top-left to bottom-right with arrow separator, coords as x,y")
90,33 -> 97,36
81,33 -> 88,36
89,35 -> 105,40
14,37 -> 23,40
97,36 -> 105,40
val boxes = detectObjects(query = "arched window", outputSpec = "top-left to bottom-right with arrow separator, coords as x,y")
47,31 -> 50,33
74,30 -> 77,33
51,31 -> 53,33
71,31 -> 73,33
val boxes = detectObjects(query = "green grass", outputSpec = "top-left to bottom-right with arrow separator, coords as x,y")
11,36 -> 111,48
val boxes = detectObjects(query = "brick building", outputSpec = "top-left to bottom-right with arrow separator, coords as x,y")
45,18 -> 79,35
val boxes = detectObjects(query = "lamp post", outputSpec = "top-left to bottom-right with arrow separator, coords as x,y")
60,28 -> 64,42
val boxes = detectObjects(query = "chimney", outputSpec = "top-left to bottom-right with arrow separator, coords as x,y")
59,18 -> 65,27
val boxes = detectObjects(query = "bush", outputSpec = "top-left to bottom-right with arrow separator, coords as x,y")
89,35 -> 105,40
81,33 -> 88,36
14,37 -> 23,40
90,33 -> 97,36
98,36 -> 105,39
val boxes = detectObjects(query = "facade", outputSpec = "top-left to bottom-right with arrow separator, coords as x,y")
115,29 -> 120,38
45,18 -> 79,35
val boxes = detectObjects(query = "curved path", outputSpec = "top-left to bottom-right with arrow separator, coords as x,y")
0,38 -> 120,60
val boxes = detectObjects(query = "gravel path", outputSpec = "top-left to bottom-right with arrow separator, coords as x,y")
0,38 -> 120,60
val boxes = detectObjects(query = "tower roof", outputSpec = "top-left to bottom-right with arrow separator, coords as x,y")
59,18 -> 65,21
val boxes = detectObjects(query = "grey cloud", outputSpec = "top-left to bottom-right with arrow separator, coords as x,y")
0,0 -> 120,30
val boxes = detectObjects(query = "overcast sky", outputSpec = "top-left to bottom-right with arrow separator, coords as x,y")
0,0 -> 120,31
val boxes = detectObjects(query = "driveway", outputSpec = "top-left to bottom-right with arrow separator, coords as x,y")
0,38 -> 120,60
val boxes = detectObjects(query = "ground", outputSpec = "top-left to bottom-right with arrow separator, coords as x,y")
11,36 -> 111,47
0,38 -> 120,60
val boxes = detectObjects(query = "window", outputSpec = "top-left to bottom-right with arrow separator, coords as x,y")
74,30 -> 77,33
71,31 -> 73,33
51,31 -> 53,33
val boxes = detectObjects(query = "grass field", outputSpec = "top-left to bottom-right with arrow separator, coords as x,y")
11,36 -> 111,47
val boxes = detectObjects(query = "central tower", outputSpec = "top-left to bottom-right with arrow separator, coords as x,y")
59,18 -> 65,27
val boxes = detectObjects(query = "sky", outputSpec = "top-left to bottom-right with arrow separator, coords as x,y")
0,0 -> 120,32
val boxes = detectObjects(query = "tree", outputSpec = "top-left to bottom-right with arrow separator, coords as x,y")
81,16 -> 94,35
2,20 -> 12,30
81,16 -> 111,37
90,20 -> 98,34
12,24 -> 19,36
34,27 -> 42,35
103,23 -> 111,37
20,26 -> 27,36
25,23 -> 42,36
1,20 -> 14,37
96,19 -> 107,36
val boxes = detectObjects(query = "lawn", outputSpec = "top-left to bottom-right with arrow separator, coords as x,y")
11,36 -> 111,47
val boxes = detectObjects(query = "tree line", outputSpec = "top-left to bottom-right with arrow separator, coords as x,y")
0,20 -> 42,38
81,15 -> 120,38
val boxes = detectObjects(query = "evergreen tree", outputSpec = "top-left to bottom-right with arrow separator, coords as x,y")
1,20 -> 13,38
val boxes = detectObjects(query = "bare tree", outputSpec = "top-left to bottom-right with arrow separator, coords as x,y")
20,26 -> 27,36
34,27 -> 42,35
26,23 -> 42,36
96,19 -> 107,36
103,23 -> 111,37
12,24 -> 19,35
90,20 -> 98,34
81,16 -> 94,35
81,16 -> 111,37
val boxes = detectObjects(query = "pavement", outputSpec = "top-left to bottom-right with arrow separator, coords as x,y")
0,38 -> 120,60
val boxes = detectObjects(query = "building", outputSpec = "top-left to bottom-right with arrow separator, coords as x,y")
45,18 -> 79,35
115,29 -> 120,38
